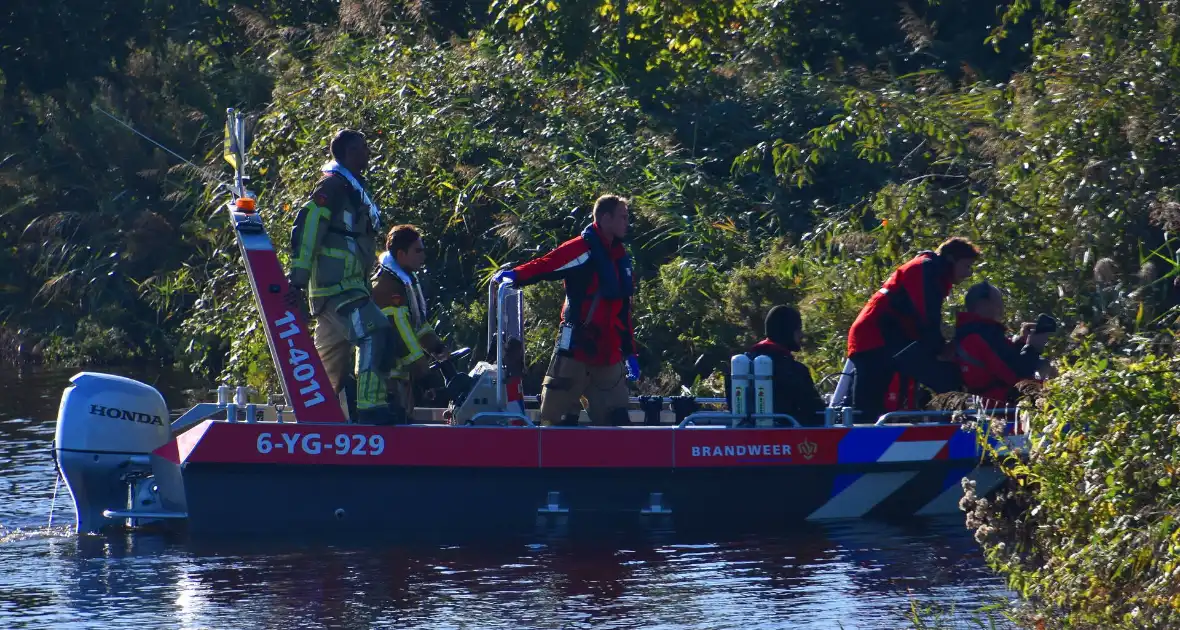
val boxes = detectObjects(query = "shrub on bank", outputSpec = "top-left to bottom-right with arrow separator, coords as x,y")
962,346 -> 1180,629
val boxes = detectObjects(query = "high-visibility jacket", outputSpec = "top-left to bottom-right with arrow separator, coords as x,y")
288,173 -> 378,313
370,263 -> 444,380
847,251 -> 954,356
954,312 -> 1042,404
513,223 -> 635,366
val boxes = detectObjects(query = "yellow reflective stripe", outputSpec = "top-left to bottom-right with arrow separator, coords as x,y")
321,247 -> 361,285
380,306 -> 398,317
356,371 -> 387,410
308,279 -> 368,298
391,307 -> 425,363
308,249 -> 355,296
292,203 -> 329,271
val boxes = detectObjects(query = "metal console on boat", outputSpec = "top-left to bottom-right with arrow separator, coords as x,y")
487,280 -> 530,426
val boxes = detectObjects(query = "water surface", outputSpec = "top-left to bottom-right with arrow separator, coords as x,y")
0,366 -> 1015,629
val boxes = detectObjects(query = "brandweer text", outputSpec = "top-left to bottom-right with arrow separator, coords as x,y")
691,444 -> 792,457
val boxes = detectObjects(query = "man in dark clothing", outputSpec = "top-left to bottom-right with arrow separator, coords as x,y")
492,194 -> 638,426
845,237 -> 981,423
955,282 -> 1051,406
742,305 -> 826,427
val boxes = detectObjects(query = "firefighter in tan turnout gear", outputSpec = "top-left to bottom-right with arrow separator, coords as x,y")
286,129 -> 398,425
371,224 -> 448,422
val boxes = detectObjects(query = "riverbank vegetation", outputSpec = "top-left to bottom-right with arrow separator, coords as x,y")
962,349 -> 1180,629
3,0 -> 1180,626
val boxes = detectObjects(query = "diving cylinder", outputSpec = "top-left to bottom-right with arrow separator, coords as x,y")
753,355 -> 774,427
729,354 -> 752,422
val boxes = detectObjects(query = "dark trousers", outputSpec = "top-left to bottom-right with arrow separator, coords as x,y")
850,344 -> 960,424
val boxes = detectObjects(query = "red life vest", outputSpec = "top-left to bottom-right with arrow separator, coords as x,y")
847,251 -> 953,356
953,311 -> 1041,405
513,224 -> 635,366
883,373 -> 920,412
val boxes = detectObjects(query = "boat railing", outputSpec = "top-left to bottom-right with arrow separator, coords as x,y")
519,396 -> 728,406
468,411 -> 536,427
873,408 -> 1019,426
677,412 -> 801,429
489,278 -> 524,415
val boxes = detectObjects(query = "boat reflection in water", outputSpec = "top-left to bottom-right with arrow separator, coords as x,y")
29,517 -> 1010,629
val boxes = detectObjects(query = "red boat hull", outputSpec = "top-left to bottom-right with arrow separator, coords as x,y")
151,421 -> 1012,536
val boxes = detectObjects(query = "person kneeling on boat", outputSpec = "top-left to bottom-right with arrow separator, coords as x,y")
744,305 -> 826,427
287,129 -> 398,425
954,281 -> 1055,407
371,224 -> 449,423
492,194 -> 637,427
845,237 -> 980,423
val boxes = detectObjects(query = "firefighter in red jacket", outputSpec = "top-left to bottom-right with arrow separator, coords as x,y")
492,194 -> 638,426
954,281 -> 1052,405
845,237 -> 980,423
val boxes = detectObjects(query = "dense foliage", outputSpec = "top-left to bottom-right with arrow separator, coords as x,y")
155,0 -> 1180,395
962,349 -> 1180,629
5,0 -> 1176,380
5,0 -> 1180,625
0,0 -> 345,366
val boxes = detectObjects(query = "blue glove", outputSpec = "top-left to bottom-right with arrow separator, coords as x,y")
492,269 -> 517,285
625,355 -> 640,381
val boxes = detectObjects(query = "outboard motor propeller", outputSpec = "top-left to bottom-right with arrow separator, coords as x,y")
54,372 -> 172,534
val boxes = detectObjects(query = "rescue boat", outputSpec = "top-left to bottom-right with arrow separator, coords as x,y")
50,110 -> 1024,537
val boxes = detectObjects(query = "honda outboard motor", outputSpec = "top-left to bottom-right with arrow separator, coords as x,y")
54,372 -> 171,534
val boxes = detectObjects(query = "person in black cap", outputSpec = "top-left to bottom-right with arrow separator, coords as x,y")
742,305 -> 826,427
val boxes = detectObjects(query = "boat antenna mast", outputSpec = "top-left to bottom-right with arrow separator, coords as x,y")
217,107 -> 349,423
223,108 -> 250,202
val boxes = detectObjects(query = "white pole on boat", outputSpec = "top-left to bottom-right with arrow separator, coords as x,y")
513,283 -> 525,416
495,281 -> 508,412
824,359 -> 857,427
487,275 -> 496,363
830,358 -> 855,407
227,108 -> 245,199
